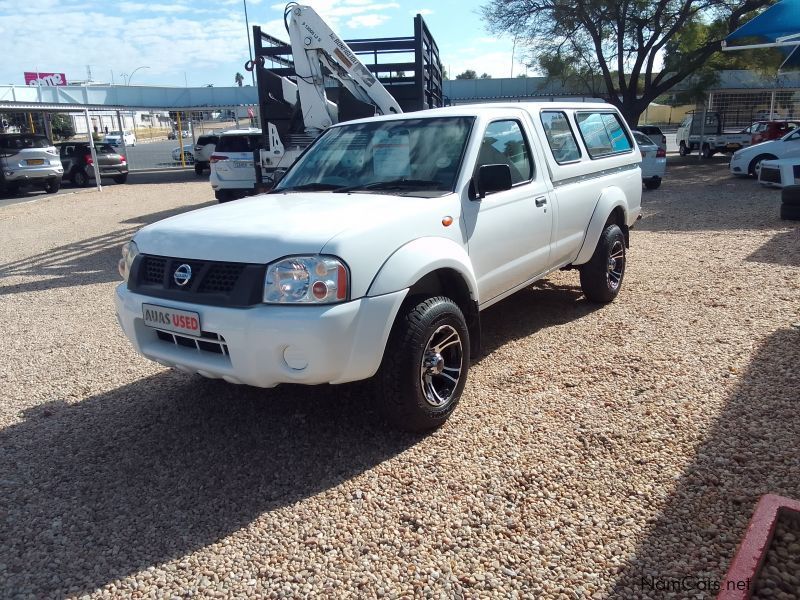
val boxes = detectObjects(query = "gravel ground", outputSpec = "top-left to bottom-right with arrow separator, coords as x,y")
0,157 -> 798,599
752,512 -> 800,599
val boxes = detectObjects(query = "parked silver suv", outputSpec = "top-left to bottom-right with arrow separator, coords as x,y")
0,134 -> 63,195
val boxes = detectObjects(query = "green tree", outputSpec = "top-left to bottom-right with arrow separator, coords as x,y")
235,72 -> 244,87
50,113 -> 75,140
455,69 -> 477,80
480,73 -> 492,79
481,0 -> 773,125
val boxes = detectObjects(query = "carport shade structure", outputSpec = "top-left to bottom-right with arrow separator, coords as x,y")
723,0 -> 800,68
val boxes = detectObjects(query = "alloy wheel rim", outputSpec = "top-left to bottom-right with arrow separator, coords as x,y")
606,240 -> 625,290
419,324 -> 463,408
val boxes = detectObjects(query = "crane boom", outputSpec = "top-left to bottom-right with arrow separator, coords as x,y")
285,3 -> 402,134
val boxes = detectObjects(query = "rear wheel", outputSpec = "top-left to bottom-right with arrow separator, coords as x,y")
215,190 -> 233,203
194,163 -> 204,175
702,144 -> 714,159
579,224 -> 626,303
780,203 -> 800,220
113,174 -> 128,184
644,178 -> 661,190
45,178 -> 60,194
377,296 -> 469,432
679,141 -> 689,156
71,169 -> 89,187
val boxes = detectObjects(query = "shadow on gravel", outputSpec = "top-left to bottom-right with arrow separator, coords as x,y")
477,279 -> 601,360
746,228 -> 800,268
637,157 -> 783,233
0,202 -> 213,296
608,327 -> 800,598
0,373 -> 419,598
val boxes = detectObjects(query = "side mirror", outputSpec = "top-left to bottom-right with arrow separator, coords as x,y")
476,164 -> 512,198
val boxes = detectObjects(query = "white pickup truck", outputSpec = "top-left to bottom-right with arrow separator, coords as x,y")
115,103 -> 642,430
676,111 -> 752,158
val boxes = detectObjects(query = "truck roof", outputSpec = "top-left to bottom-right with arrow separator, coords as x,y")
339,101 -> 619,126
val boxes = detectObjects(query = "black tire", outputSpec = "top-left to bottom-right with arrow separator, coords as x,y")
215,190 -> 232,203
4,182 -> 20,196
579,224 -> 626,304
113,174 -> 128,184
71,169 -> 89,187
748,154 -> 777,178
780,203 -> 800,220
644,178 -> 661,190
679,141 -> 689,156
376,296 -> 470,432
194,163 -> 204,175
781,185 -> 800,206
702,144 -> 714,159
45,178 -> 60,194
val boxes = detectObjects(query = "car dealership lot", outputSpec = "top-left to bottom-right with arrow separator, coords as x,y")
0,158 -> 798,598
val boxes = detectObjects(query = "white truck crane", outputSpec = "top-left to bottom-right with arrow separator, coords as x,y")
253,3 -> 403,184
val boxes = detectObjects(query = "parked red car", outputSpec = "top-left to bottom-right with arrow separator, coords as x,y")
750,120 -> 800,145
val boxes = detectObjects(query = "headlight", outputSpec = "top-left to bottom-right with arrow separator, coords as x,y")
118,240 -> 139,281
264,255 -> 349,304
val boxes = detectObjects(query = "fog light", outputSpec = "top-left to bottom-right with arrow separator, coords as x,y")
283,346 -> 308,370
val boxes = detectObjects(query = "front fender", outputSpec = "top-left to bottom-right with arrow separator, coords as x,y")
367,237 -> 479,301
572,188 -> 628,265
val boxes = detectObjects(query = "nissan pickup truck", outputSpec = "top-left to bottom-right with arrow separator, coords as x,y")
115,103 -> 642,431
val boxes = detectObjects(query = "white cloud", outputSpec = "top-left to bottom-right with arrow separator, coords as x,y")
118,3 -> 191,13
347,14 -> 390,28
411,8 -> 433,16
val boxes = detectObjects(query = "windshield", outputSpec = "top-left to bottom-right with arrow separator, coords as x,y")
275,116 -> 474,196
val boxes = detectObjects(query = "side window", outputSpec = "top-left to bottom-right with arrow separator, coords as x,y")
541,111 -> 581,163
575,112 -> 633,158
476,120 -> 533,184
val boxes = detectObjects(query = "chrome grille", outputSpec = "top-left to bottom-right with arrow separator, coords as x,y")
155,329 -> 229,355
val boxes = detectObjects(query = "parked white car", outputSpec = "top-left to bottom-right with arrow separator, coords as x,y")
116,103 -> 642,430
208,128 -> 262,202
0,133 -> 63,195
730,128 -> 800,177
105,130 -> 136,147
633,131 -> 666,189
171,144 -> 195,162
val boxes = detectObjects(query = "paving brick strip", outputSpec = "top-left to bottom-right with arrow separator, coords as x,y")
0,159 -> 798,598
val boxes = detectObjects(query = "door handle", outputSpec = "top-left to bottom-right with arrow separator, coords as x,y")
535,196 -> 547,207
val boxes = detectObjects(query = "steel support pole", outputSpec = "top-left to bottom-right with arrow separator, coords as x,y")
84,109 -> 102,190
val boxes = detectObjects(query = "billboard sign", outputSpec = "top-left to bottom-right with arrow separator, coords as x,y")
24,72 -> 68,86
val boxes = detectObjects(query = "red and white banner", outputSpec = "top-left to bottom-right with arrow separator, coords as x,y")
24,72 -> 68,86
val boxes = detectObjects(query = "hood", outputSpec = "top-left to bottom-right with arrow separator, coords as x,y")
133,192 -> 451,264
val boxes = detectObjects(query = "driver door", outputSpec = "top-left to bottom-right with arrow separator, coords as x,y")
462,119 -> 553,305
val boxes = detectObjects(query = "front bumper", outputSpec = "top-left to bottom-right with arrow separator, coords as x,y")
729,155 -> 748,175
115,284 -> 408,387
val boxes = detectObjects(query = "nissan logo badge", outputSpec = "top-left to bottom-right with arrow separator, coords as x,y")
173,264 -> 192,287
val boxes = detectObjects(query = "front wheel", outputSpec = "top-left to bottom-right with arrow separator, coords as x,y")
579,224 -> 626,303
679,141 -> 689,156
749,154 -> 777,178
377,296 -> 469,432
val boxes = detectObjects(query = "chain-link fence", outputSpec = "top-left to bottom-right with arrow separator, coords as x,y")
708,89 -> 800,129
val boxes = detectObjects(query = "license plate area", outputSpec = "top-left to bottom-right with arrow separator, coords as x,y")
232,161 -> 252,168
26,158 -> 45,165
143,303 -> 201,337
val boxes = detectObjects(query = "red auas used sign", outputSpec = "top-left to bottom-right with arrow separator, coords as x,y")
24,72 -> 68,86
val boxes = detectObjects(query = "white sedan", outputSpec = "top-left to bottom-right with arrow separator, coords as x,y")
633,131 -> 665,190
730,128 -> 800,177
171,144 -> 195,162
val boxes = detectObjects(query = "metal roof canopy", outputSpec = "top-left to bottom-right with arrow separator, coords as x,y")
723,0 -> 800,68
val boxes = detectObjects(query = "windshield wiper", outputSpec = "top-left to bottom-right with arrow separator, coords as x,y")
333,179 -> 444,193
274,182 -> 345,192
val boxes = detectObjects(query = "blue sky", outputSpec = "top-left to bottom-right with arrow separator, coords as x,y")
0,0 -> 531,87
